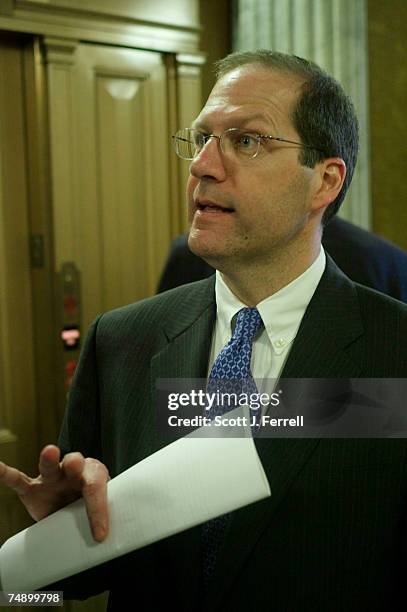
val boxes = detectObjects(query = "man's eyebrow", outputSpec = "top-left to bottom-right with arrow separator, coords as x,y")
237,113 -> 270,127
190,120 -> 207,130
191,112 -> 271,132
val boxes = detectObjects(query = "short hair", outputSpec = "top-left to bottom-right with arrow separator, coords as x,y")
214,50 -> 359,224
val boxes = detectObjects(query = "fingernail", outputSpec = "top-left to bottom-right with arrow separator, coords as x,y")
93,523 -> 107,542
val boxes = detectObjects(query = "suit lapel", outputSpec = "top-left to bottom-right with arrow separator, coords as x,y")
149,276 -> 216,446
281,255 -> 364,378
206,257 -> 366,610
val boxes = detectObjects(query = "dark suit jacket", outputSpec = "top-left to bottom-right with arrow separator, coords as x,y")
58,257 -> 407,611
157,217 -> 407,303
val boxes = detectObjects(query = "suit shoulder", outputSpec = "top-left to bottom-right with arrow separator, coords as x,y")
355,282 -> 407,314
354,282 -> 407,340
95,277 -> 215,333
348,283 -> 407,374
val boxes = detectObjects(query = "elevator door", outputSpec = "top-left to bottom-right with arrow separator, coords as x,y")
46,42 -> 172,332
44,41 -> 174,425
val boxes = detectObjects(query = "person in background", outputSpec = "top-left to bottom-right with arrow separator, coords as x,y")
1,50 -> 407,611
158,218 -> 407,302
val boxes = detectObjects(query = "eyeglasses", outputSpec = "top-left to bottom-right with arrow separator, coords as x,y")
172,127 -> 324,161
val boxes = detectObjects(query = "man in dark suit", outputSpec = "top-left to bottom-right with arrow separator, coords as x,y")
158,217 -> 407,302
1,50 -> 407,611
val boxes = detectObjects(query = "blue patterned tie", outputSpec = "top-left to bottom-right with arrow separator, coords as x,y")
207,307 -> 264,423
202,307 -> 264,586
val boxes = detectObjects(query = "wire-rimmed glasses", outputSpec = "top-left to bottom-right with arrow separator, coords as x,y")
172,127 -> 325,161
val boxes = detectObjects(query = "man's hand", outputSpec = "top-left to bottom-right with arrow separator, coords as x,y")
0,445 -> 110,542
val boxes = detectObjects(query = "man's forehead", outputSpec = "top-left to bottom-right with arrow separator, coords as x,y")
194,65 -> 303,129
214,65 -> 302,97
217,63 -> 295,83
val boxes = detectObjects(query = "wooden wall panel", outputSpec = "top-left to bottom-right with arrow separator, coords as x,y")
2,3 -> 200,55
96,73 -> 150,304
45,41 -> 173,330
175,55 -> 204,232
199,0 -> 232,103
0,33 -> 37,545
22,0 -> 200,29
368,0 -> 407,249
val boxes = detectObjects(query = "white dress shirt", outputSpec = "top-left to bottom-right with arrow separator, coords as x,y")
208,248 -> 326,390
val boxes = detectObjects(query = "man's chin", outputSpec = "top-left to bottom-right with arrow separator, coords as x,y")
187,232 -> 206,256
188,235 -> 223,267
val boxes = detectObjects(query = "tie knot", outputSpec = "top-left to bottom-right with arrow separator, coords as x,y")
233,307 -> 263,344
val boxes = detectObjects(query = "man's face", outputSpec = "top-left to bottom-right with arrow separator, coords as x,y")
187,65 -> 320,271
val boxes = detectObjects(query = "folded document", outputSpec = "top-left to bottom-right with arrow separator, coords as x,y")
0,425 -> 270,591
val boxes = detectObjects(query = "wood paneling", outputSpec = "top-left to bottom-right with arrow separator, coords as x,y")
368,0 -> 407,249
200,0 -> 232,103
1,1 -> 200,55
0,4 -> 219,610
45,42 -> 173,331
0,30 -> 37,550
22,0 -> 200,29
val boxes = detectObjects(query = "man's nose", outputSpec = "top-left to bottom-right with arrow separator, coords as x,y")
189,136 -> 227,181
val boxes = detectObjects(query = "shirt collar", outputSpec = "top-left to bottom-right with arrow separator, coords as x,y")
214,247 -> 326,355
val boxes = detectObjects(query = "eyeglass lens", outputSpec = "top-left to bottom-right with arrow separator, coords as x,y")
173,128 -> 261,160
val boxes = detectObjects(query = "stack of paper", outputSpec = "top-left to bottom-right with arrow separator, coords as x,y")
0,422 -> 270,591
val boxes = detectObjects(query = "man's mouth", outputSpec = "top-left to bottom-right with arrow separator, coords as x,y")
196,200 -> 234,213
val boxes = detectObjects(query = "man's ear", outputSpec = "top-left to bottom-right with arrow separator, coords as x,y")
311,158 -> 346,212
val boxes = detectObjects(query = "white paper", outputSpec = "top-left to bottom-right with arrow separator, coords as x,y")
0,419 -> 270,591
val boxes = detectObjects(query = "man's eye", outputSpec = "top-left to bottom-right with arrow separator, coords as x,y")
234,132 -> 259,153
192,133 -> 206,148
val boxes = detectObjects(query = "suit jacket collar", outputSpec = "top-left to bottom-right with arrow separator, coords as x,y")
160,277 -> 216,347
282,253 -> 364,377
155,255 -> 364,378
153,257 -> 365,611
